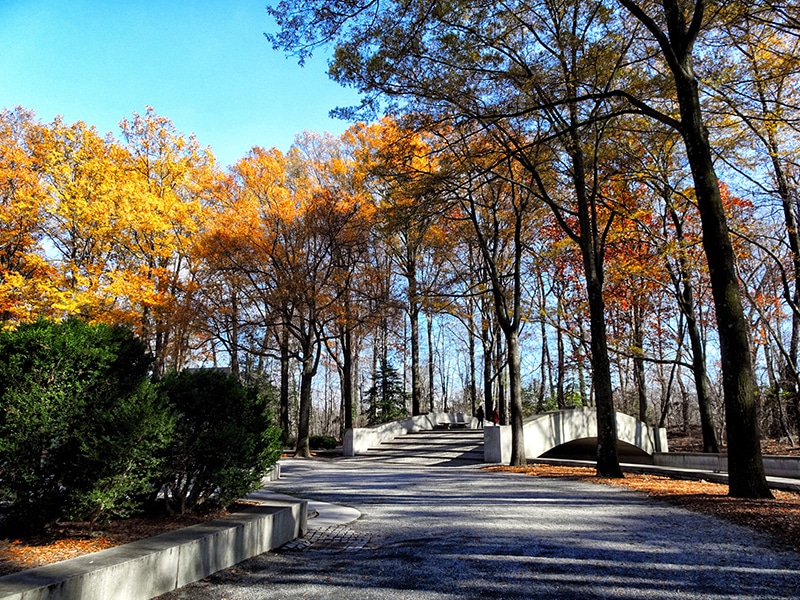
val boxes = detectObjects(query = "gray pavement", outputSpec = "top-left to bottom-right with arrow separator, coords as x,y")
158,458 -> 800,599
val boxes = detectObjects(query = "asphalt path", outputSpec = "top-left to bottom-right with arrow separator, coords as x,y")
159,458 -> 800,599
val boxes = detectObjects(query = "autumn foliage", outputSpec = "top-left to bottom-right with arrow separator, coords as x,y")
2,85 -> 800,492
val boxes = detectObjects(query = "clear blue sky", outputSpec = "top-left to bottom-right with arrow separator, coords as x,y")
0,0 -> 362,168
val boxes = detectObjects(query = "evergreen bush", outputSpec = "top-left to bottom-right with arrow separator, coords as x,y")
0,319 -> 172,532
309,435 -> 338,450
156,369 -> 282,514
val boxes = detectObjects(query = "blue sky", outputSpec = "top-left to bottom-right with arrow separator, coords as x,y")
0,0 -> 362,167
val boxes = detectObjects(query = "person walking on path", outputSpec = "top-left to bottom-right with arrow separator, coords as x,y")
476,406 -> 485,428
492,407 -> 499,426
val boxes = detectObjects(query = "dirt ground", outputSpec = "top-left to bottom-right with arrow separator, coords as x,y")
2,434 -> 800,576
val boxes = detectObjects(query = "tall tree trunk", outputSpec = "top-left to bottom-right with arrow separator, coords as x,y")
584,263 -> 622,477
295,329 -> 320,458
620,0 -> 771,498
674,66 -> 770,497
632,303 -> 648,423
764,340 -> 795,446
482,311 -> 494,418
569,133 -> 622,478
229,290 -> 240,377
768,136 -> 800,441
505,327 -> 526,465
407,249 -> 422,415
426,310 -> 435,412
341,327 -> 354,432
295,359 -> 314,458
495,323 -> 507,424
540,305 -> 551,408
556,291 -> 567,408
468,310 -> 478,415
669,203 -> 719,453
279,322 -> 291,439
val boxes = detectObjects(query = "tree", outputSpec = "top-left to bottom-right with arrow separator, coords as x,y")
616,0 -> 772,497
707,12 -> 800,441
439,138 -> 538,466
118,107 -> 218,375
357,118 -> 443,417
365,358 -> 409,425
32,117 -> 134,322
0,107 -> 55,324
202,145 -> 294,435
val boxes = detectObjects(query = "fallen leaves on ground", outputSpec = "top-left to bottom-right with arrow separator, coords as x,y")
488,464 -> 800,551
0,504 -> 249,577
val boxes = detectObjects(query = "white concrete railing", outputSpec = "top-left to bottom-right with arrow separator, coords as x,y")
343,412 -> 475,456
484,408 -> 668,463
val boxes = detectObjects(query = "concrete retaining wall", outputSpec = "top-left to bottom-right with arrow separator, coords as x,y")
654,453 -> 800,479
344,412 -> 473,456
0,498 -> 306,600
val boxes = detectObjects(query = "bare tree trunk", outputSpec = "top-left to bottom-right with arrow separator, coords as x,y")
556,300 -> 566,408
633,303 -> 648,423
341,328 -> 354,432
295,321 -> 321,458
506,328 -> 526,465
279,321 -> 291,439
482,311 -> 494,418
674,72 -> 768,495
667,202 -> 719,452
468,310 -> 478,415
407,248 -> 423,415
426,310 -> 435,412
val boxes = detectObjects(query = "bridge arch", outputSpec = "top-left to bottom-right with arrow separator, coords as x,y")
523,407 -> 668,460
485,408 -> 668,463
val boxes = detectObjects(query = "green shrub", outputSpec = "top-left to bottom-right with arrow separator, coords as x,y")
0,319 -> 172,531
309,435 -> 338,450
156,369 -> 282,514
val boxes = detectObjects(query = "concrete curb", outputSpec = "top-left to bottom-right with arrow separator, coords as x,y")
247,490 -> 361,529
0,497 -> 307,600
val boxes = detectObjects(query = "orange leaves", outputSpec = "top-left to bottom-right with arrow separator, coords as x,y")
0,537 -> 116,574
0,106 -> 224,371
0,107 -> 53,324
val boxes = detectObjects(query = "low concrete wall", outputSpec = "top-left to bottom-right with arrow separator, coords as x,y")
654,453 -> 800,479
0,498 -> 307,600
261,463 -> 281,483
343,412 -> 472,456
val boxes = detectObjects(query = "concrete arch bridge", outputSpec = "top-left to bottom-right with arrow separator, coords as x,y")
485,407 -> 668,464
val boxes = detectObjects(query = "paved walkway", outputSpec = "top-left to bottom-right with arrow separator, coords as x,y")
159,458 -> 800,599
